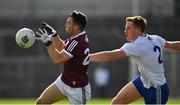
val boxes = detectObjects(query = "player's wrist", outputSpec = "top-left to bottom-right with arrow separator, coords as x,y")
52,33 -> 58,37
45,40 -> 52,47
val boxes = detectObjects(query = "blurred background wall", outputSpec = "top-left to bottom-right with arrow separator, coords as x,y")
0,0 -> 180,98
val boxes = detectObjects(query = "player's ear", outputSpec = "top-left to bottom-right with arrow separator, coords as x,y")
135,27 -> 141,34
74,24 -> 79,31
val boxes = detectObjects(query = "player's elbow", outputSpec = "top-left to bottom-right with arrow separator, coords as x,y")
52,59 -> 61,64
50,55 -> 63,64
51,52 -> 70,64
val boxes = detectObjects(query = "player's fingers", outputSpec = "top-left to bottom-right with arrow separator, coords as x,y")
38,28 -> 45,34
42,22 -> 50,28
35,31 -> 43,41
36,31 -> 43,37
41,22 -> 47,26
35,37 -> 41,40
42,28 -> 48,34
46,24 -> 53,29
42,22 -> 53,29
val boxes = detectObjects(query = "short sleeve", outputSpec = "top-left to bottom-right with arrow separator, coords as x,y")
64,40 -> 78,58
121,43 -> 140,56
156,35 -> 166,47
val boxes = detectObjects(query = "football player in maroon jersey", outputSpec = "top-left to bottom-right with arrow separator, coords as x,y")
36,10 -> 91,105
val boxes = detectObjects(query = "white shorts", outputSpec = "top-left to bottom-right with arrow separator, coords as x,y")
54,75 -> 91,104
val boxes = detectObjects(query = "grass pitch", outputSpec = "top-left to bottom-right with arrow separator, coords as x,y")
0,98 -> 179,104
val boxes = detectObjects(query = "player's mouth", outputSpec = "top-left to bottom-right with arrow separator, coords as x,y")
125,34 -> 128,38
125,34 -> 130,41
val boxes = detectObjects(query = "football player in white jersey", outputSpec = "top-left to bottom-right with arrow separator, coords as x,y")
90,16 -> 180,104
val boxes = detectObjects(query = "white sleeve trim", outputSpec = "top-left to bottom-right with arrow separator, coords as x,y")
121,47 -> 129,56
63,49 -> 73,58
66,40 -> 78,52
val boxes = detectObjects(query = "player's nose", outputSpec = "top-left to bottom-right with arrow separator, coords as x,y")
124,28 -> 127,32
124,30 -> 127,35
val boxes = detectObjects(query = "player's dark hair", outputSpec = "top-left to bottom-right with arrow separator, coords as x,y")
69,10 -> 87,31
126,16 -> 147,32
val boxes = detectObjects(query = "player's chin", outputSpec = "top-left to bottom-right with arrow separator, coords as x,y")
66,32 -> 72,37
125,37 -> 130,41
65,30 -> 71,35
65,28 -> 68,33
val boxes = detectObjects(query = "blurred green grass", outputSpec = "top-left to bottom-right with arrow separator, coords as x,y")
0,98 -> 179,104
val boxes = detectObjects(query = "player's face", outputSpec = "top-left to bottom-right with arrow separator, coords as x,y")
64,17 -> 75,37
124,21 -> 139,41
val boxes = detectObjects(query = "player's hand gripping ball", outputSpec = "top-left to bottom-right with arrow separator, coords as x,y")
15,28 -> 35,48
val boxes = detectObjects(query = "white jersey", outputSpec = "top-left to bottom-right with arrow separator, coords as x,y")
121,34 -> 166,88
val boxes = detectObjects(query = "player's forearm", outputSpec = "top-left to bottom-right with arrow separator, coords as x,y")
52,35 -> 65,52
89,51 -> 117,62
165,41 -> 180,51
47,44 -> 62,63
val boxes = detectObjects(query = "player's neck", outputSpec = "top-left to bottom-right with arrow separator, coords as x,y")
131,32 -> 144,41
136,32 -> 144,37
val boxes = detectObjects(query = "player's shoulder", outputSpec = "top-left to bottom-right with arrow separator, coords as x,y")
122,40 -> 139,50
145,34 -> 166,47
146,34 -> 164,40
70,33 -> 89,48
72,32 -> 88,42
74,34 -> 88,41
126,34 -> 151,46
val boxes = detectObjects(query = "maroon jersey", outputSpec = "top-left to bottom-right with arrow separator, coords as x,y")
61,31 -> 90,87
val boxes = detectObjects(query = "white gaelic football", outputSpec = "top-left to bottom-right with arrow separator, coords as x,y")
15,28 -> 35,48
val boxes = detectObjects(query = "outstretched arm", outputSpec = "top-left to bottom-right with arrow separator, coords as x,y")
164,41 -> 180,51
90,49 -> 127,62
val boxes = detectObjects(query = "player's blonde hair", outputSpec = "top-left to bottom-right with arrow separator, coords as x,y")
126,16 -> 147,32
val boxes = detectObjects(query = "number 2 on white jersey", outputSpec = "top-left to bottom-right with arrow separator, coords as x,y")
83,48 -> 90,65
153,45 -> 163,64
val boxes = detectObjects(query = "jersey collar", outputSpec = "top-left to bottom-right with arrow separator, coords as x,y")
70,31 -> 86,40
129,34 -> 146,43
